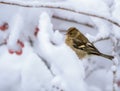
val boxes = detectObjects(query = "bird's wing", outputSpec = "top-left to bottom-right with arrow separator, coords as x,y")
72,38 -> 101,55
72,39 -> 85,49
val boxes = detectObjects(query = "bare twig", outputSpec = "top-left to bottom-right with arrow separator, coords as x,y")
85,66 -> 104,79
110,37 -> 119,91
0,42 -> 6,46
92,37 -> 110,43
0,1 -> 120,27
112,61 -> 117,91
53,15 -> 94,28
37,54 -> 55,76
113,70 -> 117,91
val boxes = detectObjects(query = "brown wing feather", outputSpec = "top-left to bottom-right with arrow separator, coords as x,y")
73,38 -> 101,55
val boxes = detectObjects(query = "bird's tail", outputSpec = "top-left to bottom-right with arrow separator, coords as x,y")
100,53 -> 114,60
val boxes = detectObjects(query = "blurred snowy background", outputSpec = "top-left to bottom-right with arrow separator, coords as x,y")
0,0 -> 120,91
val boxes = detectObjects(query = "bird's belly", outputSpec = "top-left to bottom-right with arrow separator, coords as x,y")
73,48 -> 87,59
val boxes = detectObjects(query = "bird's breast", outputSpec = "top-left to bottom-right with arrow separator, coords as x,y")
65,36 -> 87,59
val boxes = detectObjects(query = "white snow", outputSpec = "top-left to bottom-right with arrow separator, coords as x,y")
0,0 -> 120,91
51,30 -> 64,45
7,11 -> 24,51
36,12 -> 86,91
0,43 -> 54,91
111,65 -> 117,72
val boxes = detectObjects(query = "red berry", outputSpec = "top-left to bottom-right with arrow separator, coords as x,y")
0,22 -> 8,31
34,27 -> 39,36
15,49 -> 22,55
8,49 -> 14,54
17,40 -> 24,48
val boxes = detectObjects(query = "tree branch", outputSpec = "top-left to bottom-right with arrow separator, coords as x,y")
92,37 -> 110,43
37,54 -> 55,76
0,41 -> 6,46
53,15 -> 94,28
85,65 -> 105,79
110,37 -> 119,91
0,1 -> 120,27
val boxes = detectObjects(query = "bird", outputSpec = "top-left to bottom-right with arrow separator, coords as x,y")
65,27 -> 114,60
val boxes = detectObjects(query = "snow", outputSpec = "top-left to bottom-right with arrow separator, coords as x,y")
36,12 -> 86,91
112,0 -> 120,38
51,30 -> 64,45
112,56 -> 119,65
7,11 -> 24,51
111,65 -> 117,72
0,0 -> 120,91
86,69 -> 113,91
67,0 -> 111,17
0,0 -> 114,19
0,43 -> 54,91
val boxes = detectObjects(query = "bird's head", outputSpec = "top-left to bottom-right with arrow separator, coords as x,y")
66,27 -> 79,38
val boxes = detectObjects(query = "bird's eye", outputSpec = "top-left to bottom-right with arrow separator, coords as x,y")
69,32 -> 73,35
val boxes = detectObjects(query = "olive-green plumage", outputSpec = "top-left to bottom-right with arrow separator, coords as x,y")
65,27 -> 114,60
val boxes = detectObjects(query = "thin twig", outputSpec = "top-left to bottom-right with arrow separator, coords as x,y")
0,42 -> 6,46
85,66 -> 104,79
92,37 -> 110,43
37,54 -> 55,76
0,1 -> 120,27
111,36 -> 119,91
53,15 -> 94,28
112,60 -> 117,91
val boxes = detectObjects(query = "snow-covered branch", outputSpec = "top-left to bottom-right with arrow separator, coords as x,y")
53,15 -> 94,28
0,0 -> 120,28
0,0 -> 120,91
92,37 -> 110,43
35,12 -> 86,91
